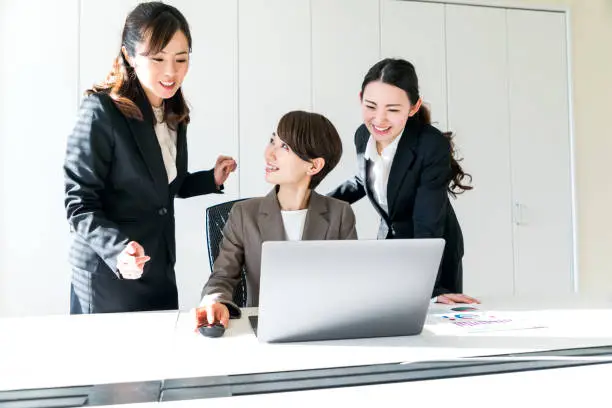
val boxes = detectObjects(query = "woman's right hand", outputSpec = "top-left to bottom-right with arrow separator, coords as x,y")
117,241 -> 150,279
194,302 -> 230,329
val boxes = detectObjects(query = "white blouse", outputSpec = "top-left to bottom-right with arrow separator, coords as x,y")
152,104 -> 177,183
280,209 -> 308,241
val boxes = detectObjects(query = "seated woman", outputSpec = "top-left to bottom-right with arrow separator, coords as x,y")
196,110 -> 357,328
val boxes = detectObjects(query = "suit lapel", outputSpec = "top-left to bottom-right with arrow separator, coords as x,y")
258,188 -> 286,242
301,191 -> 329,240
355,130 -> 388,222
257,188 -> 331,242
175,123 -> 187,177
386,120 -> 420,216
125,91 -> 169,198
362,156 -> 389,222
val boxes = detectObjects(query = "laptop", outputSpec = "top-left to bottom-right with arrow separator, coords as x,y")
251,238 -> 445,343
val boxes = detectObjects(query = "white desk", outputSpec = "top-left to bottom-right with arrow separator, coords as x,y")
0,311 -> 179,391
2,295 -> 612,394
166,295 -> 612,379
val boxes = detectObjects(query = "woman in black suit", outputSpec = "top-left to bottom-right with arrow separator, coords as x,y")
330,58 -> 477,304
64,2 -> 236,314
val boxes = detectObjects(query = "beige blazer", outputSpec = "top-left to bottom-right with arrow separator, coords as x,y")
201,188 -> 358,316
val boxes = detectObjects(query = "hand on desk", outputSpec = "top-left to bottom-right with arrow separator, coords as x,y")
194,302 -> 230,330
436,293 -> 480,305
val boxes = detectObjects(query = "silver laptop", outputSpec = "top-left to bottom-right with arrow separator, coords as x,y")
253,238 -> 445,343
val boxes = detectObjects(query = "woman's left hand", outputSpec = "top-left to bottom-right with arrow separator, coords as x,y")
213,155 -> 237,187
436,293 -> 480,305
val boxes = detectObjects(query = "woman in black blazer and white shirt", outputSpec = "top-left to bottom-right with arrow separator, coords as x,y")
64,2 -> 236,314
330,58 -> 477,305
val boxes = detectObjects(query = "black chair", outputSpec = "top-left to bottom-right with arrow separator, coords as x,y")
205,198 -> 249,307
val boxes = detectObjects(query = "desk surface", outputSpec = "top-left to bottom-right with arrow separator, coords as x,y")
2,295 -> 612,393
168,295 -> 612,379
0,311 -> 179,390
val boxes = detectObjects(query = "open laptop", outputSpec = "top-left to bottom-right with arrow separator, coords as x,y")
251,238 -> 445,343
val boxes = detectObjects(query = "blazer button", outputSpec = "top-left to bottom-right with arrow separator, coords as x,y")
158,207 -> 168,216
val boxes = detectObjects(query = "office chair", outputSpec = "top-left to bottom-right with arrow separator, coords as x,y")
205,198 -> 249,307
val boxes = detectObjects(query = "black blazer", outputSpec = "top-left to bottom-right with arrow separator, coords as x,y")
329,120 -> 464,296
64,90 -> 220,313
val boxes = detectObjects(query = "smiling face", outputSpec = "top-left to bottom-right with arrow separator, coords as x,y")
125,30 -> 190,107
264,133 -> 314,188
361,80 -> 421,150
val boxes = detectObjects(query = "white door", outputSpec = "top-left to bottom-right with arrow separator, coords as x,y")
507,9 -> 575,295
445,4 -> 515,296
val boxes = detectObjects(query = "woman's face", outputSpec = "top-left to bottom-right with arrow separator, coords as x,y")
361,80 -> 420,149
128,30 -> 190,107
264,133 -> 312,187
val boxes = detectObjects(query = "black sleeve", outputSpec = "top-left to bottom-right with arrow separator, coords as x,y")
328,126 -> 368,204
64,94 -> 129,276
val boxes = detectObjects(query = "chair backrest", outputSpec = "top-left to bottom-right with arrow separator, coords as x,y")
205,198 -> 249,307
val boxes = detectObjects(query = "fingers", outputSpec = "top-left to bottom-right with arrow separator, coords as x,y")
216,155 -> 234,165
219,159 -> 237,173
459,294 -> 480,304
125,241 -> 138,255
191,308 -> 200,332
436,295 -> 455,305
214,158 -> 238,186
125,241 -> 145,256
118,242 -> 149,279
439,293 -> 480,304
216,156 -> 237,172
193,304 -> 231,335
201,303 -> 230,327
131,241 -> 145,257
194,307 -> 206,327
135,256 -> 151,268
206,304 -> 215,325
447,294 -> 477,304
217,304 -> 230,328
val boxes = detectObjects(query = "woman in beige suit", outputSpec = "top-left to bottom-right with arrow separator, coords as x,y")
196,111 -> 357,328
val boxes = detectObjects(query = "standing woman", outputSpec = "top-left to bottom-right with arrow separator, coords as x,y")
330,58 -> 477,305
64,2 -> 236,314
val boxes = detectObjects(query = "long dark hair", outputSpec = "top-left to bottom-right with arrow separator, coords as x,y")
86,2 -> 192,130
361,58 -> 473,197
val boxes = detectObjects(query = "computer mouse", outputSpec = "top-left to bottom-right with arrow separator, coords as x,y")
198,322 -> 226,338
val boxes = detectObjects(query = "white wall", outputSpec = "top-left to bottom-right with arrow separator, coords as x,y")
0,0 -> 78,316
0,0 -> 590,316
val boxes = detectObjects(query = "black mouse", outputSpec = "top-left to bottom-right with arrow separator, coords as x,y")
198,322 -> 226,338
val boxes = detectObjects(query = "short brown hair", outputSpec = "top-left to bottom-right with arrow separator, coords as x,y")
276,111 -> 343,189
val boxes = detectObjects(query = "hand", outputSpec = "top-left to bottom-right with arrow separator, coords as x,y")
213,155 -> 237,187
436,293 -> 480,305
193,302 -> 230,330
117,241 -> 150,279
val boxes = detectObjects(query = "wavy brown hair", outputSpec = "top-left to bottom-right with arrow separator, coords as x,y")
361,58 -> 473,198
86,2 -> 192,130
